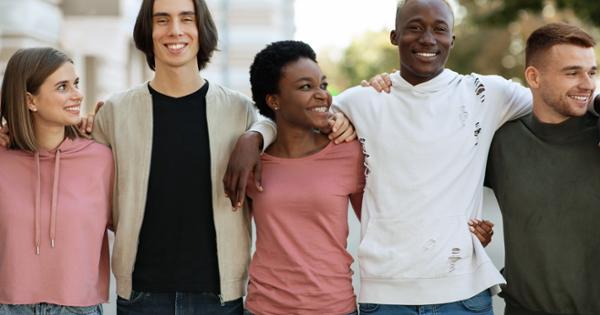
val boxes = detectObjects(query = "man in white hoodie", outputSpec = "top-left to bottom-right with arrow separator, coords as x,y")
333,0 -> 532,313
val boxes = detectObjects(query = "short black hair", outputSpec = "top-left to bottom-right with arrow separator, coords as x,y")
133,0 -> 218,71
396,0 -> 454,28
249,40 -> 317,120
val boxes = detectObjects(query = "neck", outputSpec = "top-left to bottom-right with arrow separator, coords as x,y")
34,123 -> 66,151
532,97 -> 569,124
268,125 -> 329,158
151,64 -> 204,97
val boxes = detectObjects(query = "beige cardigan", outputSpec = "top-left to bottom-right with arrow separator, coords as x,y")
92,81 -> 275,301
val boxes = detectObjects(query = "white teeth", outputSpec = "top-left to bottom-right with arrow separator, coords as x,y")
65,106 -> 80,112
311,106 -> 328,113
167,43 -> 185,50
569,95 -> 588,101
416,52 -> 437,57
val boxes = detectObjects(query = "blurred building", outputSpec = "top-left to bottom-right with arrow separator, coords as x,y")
0,0 -> 295,110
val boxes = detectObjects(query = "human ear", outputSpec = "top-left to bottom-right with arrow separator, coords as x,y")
266,94 -> 279,111
524,66 -> 541,89
25,92 -> 38,112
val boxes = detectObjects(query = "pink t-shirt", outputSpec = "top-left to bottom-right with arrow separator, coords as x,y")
246,140 -> 365,315
0,138 -> 113,306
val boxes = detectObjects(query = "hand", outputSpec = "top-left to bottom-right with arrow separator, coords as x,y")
360,72 -> 393,93
223,131 -> 264,210
326,112 -> 356,144
0,124 -> 9,148
78,101 -> 104,135
469,219 -> 495,247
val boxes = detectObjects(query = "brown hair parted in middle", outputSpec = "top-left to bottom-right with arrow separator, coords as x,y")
0,47 -> 80,152
132,0 -> 218,71
526,23 -> 596,67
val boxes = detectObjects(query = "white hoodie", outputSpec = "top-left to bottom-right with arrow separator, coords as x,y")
334,69 -> 531,305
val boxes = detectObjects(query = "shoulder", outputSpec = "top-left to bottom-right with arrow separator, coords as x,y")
104,83 -> 150,109
327,140 -> 363,161
207,82 -> 253,106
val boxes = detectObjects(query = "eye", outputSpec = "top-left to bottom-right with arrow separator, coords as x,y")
320,82 -> 329,90
300,84 -> 311,90
74,81 -> 80,89
589,70 -> 597,77
57,84 -> 66,91
183,16 -> 195,23
155,18 -> 168,25
406,24 -> 422,31
435,25 -> 448,32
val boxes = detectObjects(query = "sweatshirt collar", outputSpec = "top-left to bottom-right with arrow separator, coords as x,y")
523,113 -> 592,143
391,69 -> 460,94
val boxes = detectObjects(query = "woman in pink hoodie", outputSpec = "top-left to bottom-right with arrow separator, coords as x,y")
0,48 -> 113,315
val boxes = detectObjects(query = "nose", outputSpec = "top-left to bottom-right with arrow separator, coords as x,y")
582,73 -> 596,91
315,88 -> 328,100
419,29 -> 436,45
71,86 -> 83,102
168,20 -> 183,36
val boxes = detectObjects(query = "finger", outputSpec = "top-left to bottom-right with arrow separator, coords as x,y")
94,101 -> 104,114
86,115 -> 94,133
469,225 -> 485,242
335,125 -> 355,144
360,80 -> 370,87
477,222 -> 493,233
475,225 -> 490,238
383,74 -> 392,93
345,129 -> 357,142
481,219 -> 495,228
78,118 -> 88,134
331,112 -> 345,133
254,161 -> 263,192
235,169 -> 250,210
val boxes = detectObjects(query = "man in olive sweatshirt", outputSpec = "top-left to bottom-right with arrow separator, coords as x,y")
485,23 -> 600,315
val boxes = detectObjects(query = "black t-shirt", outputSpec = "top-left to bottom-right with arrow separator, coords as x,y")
132,82 -> 220,294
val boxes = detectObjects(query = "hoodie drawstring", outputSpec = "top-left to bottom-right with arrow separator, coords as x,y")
50,149 -> 61,248
34,152 -> 41,255
33,149 -> 62,255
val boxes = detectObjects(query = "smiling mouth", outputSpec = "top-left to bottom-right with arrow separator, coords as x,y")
309,106 -> 329,113
415,52 -> 438,58
64,105 -> 80,113
568,95 -> 590,103
165,43 -> 187,53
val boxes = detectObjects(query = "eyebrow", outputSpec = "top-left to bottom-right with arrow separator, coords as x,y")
153,11 -> 195,18
561,65 -> 598,71
54,78 -> 79,87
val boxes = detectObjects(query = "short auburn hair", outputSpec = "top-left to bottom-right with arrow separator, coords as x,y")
0,47 -> 80,152
133,0 -> 218,71
526,23 -> 596,67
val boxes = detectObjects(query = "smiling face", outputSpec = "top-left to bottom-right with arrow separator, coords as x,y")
268,57 -> 332,131
527,44 -> 597,123
392,0 -> 454,85
151,0 -> 199,71
28,62 -> 83,131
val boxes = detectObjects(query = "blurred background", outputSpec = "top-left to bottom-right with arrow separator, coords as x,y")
1,0 -> 599,314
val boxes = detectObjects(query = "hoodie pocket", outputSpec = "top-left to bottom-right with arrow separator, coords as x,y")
358,215 -> 474,279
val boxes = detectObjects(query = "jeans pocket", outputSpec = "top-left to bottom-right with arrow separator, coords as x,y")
63,304 -> 102,315
116,290 -> 147,306
359,303 -> 380,313
460,290 -> 492,313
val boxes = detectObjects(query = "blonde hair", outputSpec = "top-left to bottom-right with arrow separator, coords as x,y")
0,47 -> 80,152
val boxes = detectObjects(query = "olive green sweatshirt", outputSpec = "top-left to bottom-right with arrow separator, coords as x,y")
486,112 -> 600,315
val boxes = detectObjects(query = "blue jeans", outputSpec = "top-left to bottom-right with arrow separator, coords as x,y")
0,303 -> 102,315
116,291 -> 243,315
359,290 -> 493,315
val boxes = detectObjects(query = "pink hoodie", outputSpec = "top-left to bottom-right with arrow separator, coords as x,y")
0,137 -> 113,306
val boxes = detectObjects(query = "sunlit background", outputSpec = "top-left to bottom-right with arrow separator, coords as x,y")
1,0 -> 599,314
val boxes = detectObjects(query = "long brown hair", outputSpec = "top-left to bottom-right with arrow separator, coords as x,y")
0,47 -> 80,152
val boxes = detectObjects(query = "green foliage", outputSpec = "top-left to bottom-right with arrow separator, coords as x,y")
464,0 -> 600,27
337,30 -> 398,88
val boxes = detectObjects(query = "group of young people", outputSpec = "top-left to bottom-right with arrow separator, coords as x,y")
0,0 -> 598,314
